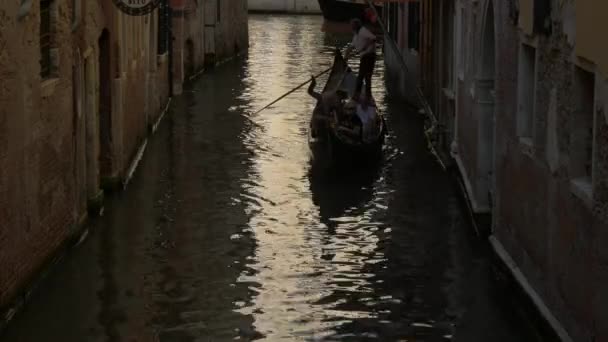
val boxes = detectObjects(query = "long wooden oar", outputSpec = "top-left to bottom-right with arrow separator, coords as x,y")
251,66 -> 333,116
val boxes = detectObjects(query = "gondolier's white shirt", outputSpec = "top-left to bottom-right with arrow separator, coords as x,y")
351,27 -> 376,56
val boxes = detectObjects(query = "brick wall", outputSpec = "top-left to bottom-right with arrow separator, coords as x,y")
1,0 -> 247,321
0,0 -> 171,313
0,0 -> 80,308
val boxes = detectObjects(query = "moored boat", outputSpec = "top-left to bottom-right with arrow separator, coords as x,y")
308,50 -> 386,167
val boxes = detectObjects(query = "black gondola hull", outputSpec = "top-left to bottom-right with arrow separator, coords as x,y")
309,118 -> 386,168
307,50 -> 386,168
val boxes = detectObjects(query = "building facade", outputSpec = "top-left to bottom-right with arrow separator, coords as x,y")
384,0 -> 608,340
0,0 -> 248,321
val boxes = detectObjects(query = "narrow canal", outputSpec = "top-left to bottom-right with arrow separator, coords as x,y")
2,15 -> 540,341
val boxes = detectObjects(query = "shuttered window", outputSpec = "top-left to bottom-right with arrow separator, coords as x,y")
40,0 -> 51,78
157,1 -> 169,55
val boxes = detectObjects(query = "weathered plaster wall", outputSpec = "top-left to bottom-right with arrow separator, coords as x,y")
493,0 -> 608,340
184,0 -> 207,77
0,0 -> 95,308
0,0 -> 170,314
518,0 -> 534,35
112,8 -> 171,183
385,0 -> 608,339
575,0 -> 608,77
216,0 -> 249,60
453,0 -> 489,211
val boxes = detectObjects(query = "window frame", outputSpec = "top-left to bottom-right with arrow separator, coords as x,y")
40,0 -> 52,79
516,41 -> 538,143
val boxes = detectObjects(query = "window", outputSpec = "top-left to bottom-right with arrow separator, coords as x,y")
399,3 -> 406,48
571,67 -> 595,183
386,3 -> 399,41
457,7 -> 466,78
216,0 -> 220,22
470,11 -> 477,69
533,0 -> 551,35
71,0 -> 81,30
517,44 -> 537,140
408,2 -> 420,51
157,1 -> 169,55
444,0 -> 455,90
40,0 -> 52,78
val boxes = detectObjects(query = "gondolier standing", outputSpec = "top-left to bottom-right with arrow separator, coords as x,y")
344,18 -> 377,103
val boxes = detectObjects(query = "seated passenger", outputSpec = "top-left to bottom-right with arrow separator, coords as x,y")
355,101 -> 377,142
308,76 -> 348,137
337,100 -> 363,140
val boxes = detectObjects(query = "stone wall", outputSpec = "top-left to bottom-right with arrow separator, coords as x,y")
487,0 -> 608,340
494,25 -> 608,342
0,0 -> 176,316
384,0 -> 608,339
0,0 -> 250,316
216,0 -> 249,60
183,0 -> 207,77
0,0 -> 90,309
170,0 -> 248,93
113,10 -> 171,181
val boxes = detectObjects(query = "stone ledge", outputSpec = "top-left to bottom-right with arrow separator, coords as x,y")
518,136 -> 535,158
157,53 -> 168,65
87,190 -> 104,216
123,139 -> 147,189
442,87 -> 456,101
570,177 -> 593,209
489,235 -> 574,342
451,147 -> 491,214
41,78 -> 60,98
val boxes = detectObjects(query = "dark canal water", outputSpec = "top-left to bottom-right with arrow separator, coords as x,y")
2,15 -> 541,341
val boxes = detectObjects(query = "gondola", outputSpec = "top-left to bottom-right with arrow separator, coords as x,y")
308,50 -> 386,167
318,0 -> 382,23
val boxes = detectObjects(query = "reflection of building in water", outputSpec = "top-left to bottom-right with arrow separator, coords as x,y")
248,0 -> 321,14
